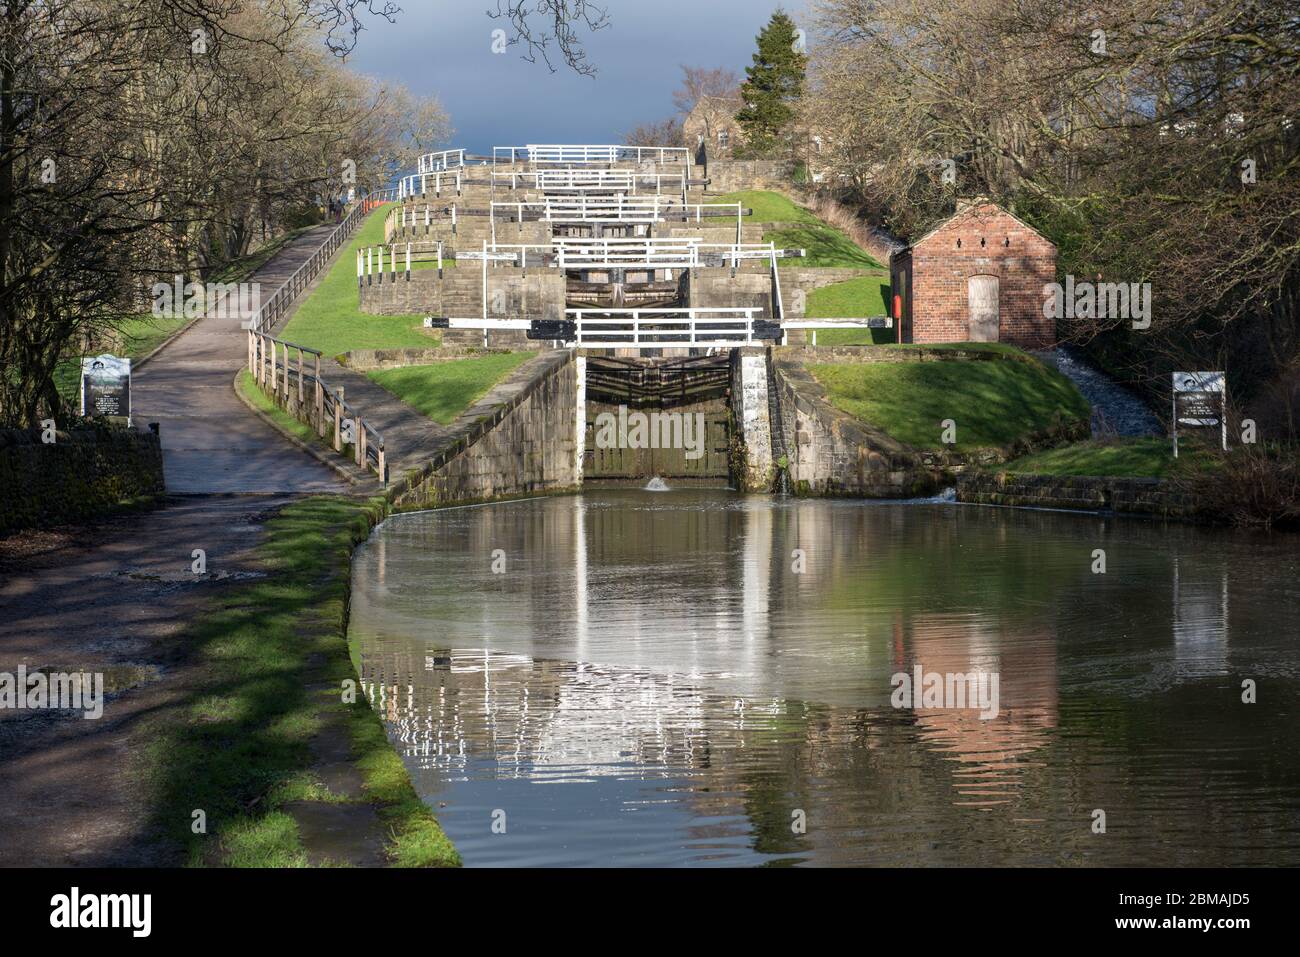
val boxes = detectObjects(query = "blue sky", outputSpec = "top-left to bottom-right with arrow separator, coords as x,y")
342,0 -> 808,155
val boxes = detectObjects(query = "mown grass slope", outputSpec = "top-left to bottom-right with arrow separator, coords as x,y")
808,351 -> 1090,450
280,204 -> 436,357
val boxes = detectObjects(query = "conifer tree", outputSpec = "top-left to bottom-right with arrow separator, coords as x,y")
735,10 -> 808,156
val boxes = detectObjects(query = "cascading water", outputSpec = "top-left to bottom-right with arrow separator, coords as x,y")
643,476 -> 670,492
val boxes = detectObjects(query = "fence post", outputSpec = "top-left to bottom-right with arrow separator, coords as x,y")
377,444 -> 386,486
314,353 -> 323,433
260,334 -> 269,386
247,329 -> 253,374
281,340 -> 290,401
356,420 -> 365,467
296,347 -> 304,405
333,389 -> 343,452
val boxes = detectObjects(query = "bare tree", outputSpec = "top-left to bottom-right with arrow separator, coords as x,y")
622,117 -> 685,148
803,0 -> 1300,437
673,65 -> 740,116
488,0 -> 610,76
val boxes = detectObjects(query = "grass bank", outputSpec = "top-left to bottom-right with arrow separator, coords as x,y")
281,204 -> 437,357
141,496 -> 459,867
804,276 -> 894,345
367,353 -> 532,425
808,351 -> 1089,450
1001,437 -> 1213,478
708,189 -> 885,269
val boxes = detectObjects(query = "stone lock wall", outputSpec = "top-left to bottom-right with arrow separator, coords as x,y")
956,472 -> 1201,519
1,426 -> 165,534
389,351 -> 579,509
769,358 -> 946,498
729,347 -> 775,492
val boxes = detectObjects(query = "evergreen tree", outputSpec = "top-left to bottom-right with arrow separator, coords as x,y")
734,10 -> 808,156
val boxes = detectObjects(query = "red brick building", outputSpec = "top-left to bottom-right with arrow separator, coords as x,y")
889,201 -> 1057,349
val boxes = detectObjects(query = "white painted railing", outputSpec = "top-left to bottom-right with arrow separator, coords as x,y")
489,197 -> 742,224
416,149 -> 466,174
491,167 -> 687,194
388,204 -> 458,234
455,239 -> 800,270
554,237 -> 701,269
398,170 -> 463,199
567,308 -> 764,347
357,242 -> 445,281
493,145 -> 692,167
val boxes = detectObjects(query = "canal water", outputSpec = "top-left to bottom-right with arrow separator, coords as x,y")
348,490 -> 1300,867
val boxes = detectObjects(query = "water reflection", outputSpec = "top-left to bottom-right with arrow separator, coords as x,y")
350,491 -> 1300,866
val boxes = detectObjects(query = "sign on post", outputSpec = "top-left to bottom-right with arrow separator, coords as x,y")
1172,371 -> 1226,457
80,354 -> 131,426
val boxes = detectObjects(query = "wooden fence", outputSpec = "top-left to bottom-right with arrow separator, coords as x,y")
242,191 -> 393,483
246,332 -> 387,482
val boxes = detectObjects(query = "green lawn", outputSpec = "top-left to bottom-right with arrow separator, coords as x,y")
707,190 -> 819,223
1002,438 -> 1193,478
808,352 -> 1090,450
280,203 -> 437,357
143,496 -> 460,868
804,276 -> 894,345
766,224 -> 883,269
705,189 -> 883,269
367,354 -> 532,425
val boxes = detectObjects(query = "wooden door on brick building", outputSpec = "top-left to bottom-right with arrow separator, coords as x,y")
968,275 -> 1000,341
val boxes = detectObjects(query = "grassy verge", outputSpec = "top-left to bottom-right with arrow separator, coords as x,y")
1001,437 -> 1207,478
235,370 -> 330,450
805,276 -> 894,345
708,189 -> 819,223
808,350 -> 1089,450
141,496 -> 460,867
281,203 -> 437,357
706,189 -> 883,269
367,353 -> 532,425
766,223 -> 883,268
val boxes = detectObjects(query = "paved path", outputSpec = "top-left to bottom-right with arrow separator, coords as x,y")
134,226 -> 346,493
0,496 -> 294,865
0,225 -> 355,866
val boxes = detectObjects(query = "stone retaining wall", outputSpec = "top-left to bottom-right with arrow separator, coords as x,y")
769,358 -> 946,497
388,351 -> 579,509
957,472 -> 1201,518
767,346 -> 1090,497
1,426 -> 165,533
703,159 -> 793,193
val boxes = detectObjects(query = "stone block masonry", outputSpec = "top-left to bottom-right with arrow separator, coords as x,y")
1,426 -> 165,534
957,472 -> 1202,519
729,348 -> 775,492
389,351 -> 579,509
768,358 -> 946,498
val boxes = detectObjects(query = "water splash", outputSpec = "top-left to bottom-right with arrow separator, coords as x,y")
643,477 -> 671,492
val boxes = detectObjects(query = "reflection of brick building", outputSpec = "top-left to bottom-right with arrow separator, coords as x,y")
890,201 -> 1057,349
